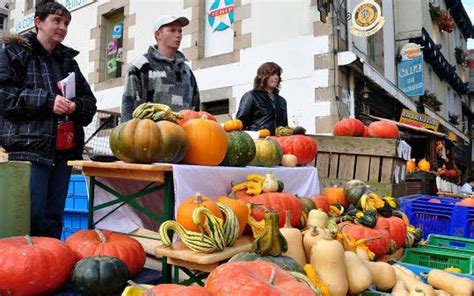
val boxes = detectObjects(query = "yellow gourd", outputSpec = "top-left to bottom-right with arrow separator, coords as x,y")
356,246 -> 370,261
393,265 -> 435,296
310,236 -> 348,296
279,211 -> 306,267
302,227 -> 326,262
424,269 -> 473,296
392,279 -> 409,296
344,251 -> 373,294
303,264 -> 331,296
362,260 -> 397,291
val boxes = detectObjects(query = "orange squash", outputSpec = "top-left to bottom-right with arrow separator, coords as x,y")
216,194 -> 249,237
177,193 -> 223,233
182,116 -> 228,166
417,158 -> 430,171
258,129 -> 271,138
456,197 -> 474,207
223,119 -> 243,132
368,121 -> 399,139
406,159 -> 416,173
322,186 -> 349,207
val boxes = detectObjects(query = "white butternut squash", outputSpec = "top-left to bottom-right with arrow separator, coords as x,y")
302,226 -> 326,261
356,246 -> 370,261
433,290 -> 451,296
424,269 -> 472,296
362,260 -> 396,291
344,251 -> 372,294
392,279 -> 409,296
307,208 -> 329,228
310,236 -> 348,296
280,211 -> 306,267
409,288 -> 426,295
393,266 -> 435,296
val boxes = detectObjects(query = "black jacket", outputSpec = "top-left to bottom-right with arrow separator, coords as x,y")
0,32 -> 97,165
236,90 -> 288,135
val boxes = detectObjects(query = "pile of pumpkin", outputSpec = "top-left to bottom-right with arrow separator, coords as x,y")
109,103 -> 317,167
333,118 -> 399,139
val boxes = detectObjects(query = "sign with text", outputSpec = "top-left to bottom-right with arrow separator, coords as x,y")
398,55 -> 424,96
15,0 -> 96,32
400,108 -> 439,131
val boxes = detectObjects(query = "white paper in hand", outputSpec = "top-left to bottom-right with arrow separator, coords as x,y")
58,72 -> 76,99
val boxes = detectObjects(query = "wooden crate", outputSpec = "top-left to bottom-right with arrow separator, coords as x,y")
311,135 -> 407,197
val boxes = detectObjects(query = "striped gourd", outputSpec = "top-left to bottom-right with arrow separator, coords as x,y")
192,206 -> 226,251
217,202 -> 240,247
159,220 -> 218,253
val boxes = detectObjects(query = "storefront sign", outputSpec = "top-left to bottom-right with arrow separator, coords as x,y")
400,108 -> 439,131
398,55 -> 424,96
350,0 -> 385,37
208,0 -> 234,32
15,0 -> 95,32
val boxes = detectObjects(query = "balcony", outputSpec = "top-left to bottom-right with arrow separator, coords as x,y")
445,0 -> 474,39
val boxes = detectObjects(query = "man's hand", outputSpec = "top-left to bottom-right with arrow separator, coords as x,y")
53,95 -> 76,115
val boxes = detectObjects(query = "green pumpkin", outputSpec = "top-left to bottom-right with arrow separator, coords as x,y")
221,131 -> 256,166
71,256 -> 129,296
298,197 -> 316,228
343,179 -> 366,198
345,184 -> 371,208
277,180 -> 285,192
229,252 -> 305,274
250,137 -> 283,167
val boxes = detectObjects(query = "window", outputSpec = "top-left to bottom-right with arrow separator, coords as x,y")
25,0 -> 39,12
202,99 -> 229,115
0,14 -> 6,31
367,0 -> 384,74
103,10 -> 124,81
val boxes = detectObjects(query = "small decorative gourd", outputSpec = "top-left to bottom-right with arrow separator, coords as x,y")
262,172 -> 279,192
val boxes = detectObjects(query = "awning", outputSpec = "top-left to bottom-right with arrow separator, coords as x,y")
369,115 -> 446,138
423,107 -> 470,143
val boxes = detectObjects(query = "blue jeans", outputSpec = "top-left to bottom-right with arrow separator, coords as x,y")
30,158 -> 72,239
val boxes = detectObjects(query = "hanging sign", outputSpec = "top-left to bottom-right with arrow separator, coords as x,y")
350,0 -> 385,37
208,0 -> 234,32
400,108 -> 439,131
398,43 -> 424,97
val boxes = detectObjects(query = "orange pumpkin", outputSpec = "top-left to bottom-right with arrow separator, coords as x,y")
182,116 -> 228,166
456,197 -> 474,207
223,119 -> 243,132
205,261 -> 314,295
368,121 -> 399,139
216,194 -> 249,237
177,193 -> 223,233
258,129 -> 271,138
177,109 -> 217,126
406,159 -> 416,173
333,118 -> 365,137
417,158 -> 430,171
139,284 -> 213,296
321,185 -> 348,207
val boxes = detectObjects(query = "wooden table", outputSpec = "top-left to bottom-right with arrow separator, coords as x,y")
68,160 -> 175,282
154,236 -> 254,285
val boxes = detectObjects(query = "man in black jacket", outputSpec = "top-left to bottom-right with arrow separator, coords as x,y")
0,1 -> 97,238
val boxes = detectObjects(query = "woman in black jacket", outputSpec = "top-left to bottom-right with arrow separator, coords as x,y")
0,1 -> 97,238
236,62 -> 288,135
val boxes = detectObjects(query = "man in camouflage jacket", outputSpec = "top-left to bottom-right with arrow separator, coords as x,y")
121,15 -> 200,122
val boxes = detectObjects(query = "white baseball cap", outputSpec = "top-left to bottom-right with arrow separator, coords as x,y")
153,15 -> 189,32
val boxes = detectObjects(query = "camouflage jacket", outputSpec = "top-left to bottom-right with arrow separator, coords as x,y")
121,46 -> 200,122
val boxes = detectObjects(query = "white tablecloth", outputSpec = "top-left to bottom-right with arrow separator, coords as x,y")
91,164 -> 319,233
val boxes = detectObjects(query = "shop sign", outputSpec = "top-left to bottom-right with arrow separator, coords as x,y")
400,108 -> 439,131
398,55 -> 424,97
208,0 -> 234,32
350,0 -> 385,37
14,0 -> 95,32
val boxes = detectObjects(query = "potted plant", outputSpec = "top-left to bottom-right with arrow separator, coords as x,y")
429,2 -> 456,33
448,113 -> 459,125
419,90 -> 443,111
454,47 -> 469,67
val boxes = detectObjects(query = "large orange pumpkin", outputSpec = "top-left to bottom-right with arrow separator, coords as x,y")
65,229 -> 146,277
216,194 -> 249,237
311,194 -> 330,213
333,118 -> 365,137
109,119 -> 161,163
273,135 -> 318,165
339,222 -> 391,258
182,116 -> 228,166
177,193 -> 223,233
375,216 -> 407,249
140,284 -> 213,296
368,121 -> 399,139
321,185 -> 349,207
205,261 -> 314,295
177,109 -> 217,126
0,236 -> 76,295
417,158 -> 430,171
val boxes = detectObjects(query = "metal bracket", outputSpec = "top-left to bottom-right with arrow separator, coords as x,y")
331,0 -> 352,25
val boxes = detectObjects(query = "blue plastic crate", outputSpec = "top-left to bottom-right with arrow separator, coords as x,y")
399,195 -> 473,239
393,261 -> 474,282
65,175 -> 88,212
61,210 -> 88,241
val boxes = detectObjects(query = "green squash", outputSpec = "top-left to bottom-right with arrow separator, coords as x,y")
343,179 -> 366,197
250,137 -> 283,167
277,180 -> 285,192
229,252 -> 305,274
221,131 -> 256,166
71,256 -> 129,295
298,197 -> 316,228
345,184 -> 371,208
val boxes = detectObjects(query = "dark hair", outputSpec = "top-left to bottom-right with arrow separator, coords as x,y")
467,177 -> 474,183
253,62 -> 282,94
34,1 -> 71,31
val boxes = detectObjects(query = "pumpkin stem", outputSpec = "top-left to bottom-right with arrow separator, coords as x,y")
310,226 -> 320,237
228,191 -> 237,200
95,229 -> 107,244
24,235 -> 34,245
360,235 -> 382,243
127,280 -> 154,296
264,136 -> 270,140
268,268 -> 277,285
202,114 -> 208,120
284,210 -> 292,228
194,193 -> 202,204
